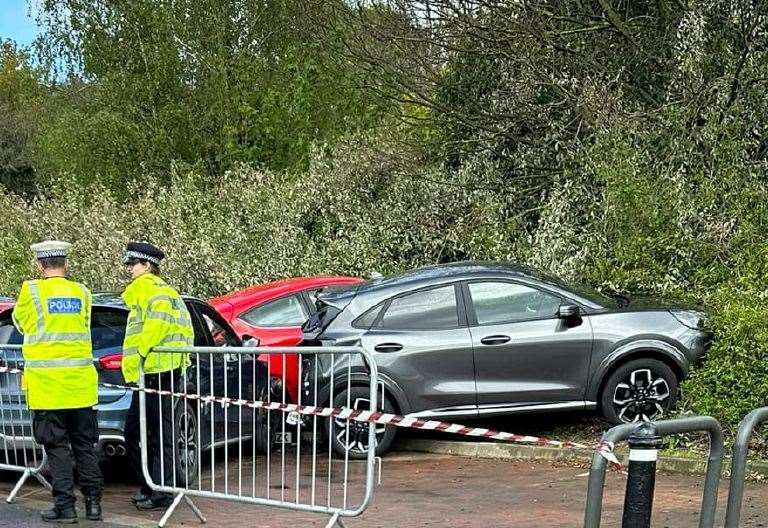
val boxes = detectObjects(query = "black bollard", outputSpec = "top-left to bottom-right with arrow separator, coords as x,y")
621,421 -> 663,528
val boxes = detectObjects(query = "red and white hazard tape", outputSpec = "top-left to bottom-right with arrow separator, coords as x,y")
0,365 -> 621,468
100,381 -> 623,468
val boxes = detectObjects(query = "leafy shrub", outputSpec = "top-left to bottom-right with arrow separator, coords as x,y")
680,285 -> 768,426
2,119 -> 768,436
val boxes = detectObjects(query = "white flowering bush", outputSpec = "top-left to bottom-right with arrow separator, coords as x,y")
3,113 -> 768,437
0,133 -> 566,298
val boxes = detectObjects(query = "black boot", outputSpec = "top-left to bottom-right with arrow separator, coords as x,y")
85,496 -> 102,521
130,489 -> 151,504
135,493 -> 173,511
41,505 -> 78,524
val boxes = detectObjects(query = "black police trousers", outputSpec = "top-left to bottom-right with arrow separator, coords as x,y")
124,370 -> 180,500
32,407 -> 104,508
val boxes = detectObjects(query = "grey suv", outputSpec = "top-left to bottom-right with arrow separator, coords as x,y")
301,262 -> 710,457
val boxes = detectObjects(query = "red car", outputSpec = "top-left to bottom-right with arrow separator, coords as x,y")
209,276 -> 362,402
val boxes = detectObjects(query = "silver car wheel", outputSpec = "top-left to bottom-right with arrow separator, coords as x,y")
613,368 -> 671,423
333,397 -> 386,455
176,406 -> 199,483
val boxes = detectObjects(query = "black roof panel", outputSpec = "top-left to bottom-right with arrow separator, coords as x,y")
356,261 -> 546,293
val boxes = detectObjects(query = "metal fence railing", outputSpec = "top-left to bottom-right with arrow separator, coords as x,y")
583,416 -> 724,528
724,406 -> 768,527
137,345 -> 380,528
0,344 -> 51,503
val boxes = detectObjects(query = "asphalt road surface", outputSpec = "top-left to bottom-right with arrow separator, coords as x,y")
0,501 -> 124,527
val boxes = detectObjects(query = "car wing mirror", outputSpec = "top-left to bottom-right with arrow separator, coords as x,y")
557,305 -> 580,318
557,304 -> 583,327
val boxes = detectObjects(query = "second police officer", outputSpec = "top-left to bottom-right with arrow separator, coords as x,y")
120,242 -> 194,511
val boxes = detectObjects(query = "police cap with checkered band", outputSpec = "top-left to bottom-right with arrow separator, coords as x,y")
30,240 -> 72,260
123,241 -> 165,267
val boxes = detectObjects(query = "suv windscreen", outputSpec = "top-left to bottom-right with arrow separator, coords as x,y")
197,306 -> 240,347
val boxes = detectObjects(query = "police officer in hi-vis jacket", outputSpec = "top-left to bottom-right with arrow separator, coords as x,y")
120,242 -> 194,511
13,240 -> 103,523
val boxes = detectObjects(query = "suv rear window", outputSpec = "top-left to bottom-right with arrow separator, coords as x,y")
0,308 -> 127,350
352,304 -> 384,329
91,308 -> 127,350
241,295 -> 308,327
0,317 -> 21,345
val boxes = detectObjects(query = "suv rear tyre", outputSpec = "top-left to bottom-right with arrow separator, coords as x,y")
600,358 -> 678,424
174,402 -> 199,487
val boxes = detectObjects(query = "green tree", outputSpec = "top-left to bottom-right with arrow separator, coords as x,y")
33,0 -> 386,192
0,40 -> 44,194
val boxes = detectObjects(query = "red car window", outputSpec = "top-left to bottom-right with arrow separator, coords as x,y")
240,295 -> 308,327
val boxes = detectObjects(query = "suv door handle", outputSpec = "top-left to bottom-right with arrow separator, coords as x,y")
480,335 -> 511,345
374,343 -> 403,353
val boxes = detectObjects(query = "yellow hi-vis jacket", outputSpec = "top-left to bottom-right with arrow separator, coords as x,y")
121,273 -> 193,383
11,277 -> 97,410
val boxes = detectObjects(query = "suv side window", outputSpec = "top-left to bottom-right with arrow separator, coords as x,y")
91,308 -> 127,350
240,295 -> 308,327
468,281 -> 561,325
379,285 -> 459,330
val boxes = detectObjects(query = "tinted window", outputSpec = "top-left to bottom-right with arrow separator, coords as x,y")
0,309 -> 129,349
380,285 -> 458,330
0,318 -> 21,345
241,295 -> 308,327
91,308 -> 127,350
186,303 -> 209,347
353,303 -> 384,329
468,282 -> 561,325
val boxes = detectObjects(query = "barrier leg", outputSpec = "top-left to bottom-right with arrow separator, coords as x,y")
158,492 -> 206,528
6,468 -> 32,503
184,494 -> 206,523
33,470 -> 52,491
158,492 -> 185,528
621,422 -> 662,528
325,513 -> 348,528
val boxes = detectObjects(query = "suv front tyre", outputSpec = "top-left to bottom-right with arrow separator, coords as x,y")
600,358 -> 679,424
328,386 -> 397,458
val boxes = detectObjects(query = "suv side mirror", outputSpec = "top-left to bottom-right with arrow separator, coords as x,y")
557,304 -> 582,326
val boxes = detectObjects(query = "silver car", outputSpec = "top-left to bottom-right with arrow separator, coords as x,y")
301,262 -> 711,457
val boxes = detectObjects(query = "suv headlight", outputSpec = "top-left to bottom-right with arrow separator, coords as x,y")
671,309 -> 707,330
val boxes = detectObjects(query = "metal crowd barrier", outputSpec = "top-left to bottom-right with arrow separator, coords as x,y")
724,406 -> 768,527
583,416 -> 724,528
139,345 -> 380,528
0,344 -> 51,502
